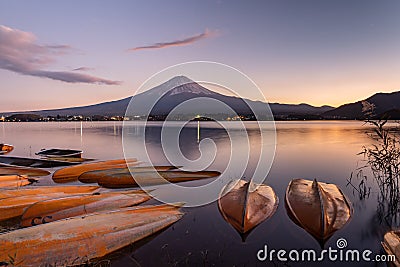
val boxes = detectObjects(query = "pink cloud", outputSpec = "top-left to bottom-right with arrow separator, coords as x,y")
129,29 -> 218,52
0,25 -> 121,85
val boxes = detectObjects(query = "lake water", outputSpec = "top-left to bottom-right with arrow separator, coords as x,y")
0,121 -> 396,266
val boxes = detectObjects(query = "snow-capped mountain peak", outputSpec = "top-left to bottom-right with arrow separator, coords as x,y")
143,76 -> 215,97
168,82 -> 214,96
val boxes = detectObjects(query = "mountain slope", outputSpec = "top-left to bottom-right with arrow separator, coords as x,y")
30,97 -> 131,117
269,103 -> 333,115
322,91 -> 400,119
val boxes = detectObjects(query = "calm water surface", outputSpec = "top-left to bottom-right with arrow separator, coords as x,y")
0,121 -> 394,266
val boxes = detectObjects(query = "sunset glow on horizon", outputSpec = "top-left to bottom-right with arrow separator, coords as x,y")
1,0 -> 400,112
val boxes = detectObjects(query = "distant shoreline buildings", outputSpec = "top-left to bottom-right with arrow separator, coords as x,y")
0,113 -> 263,122
0,114 -> 125,122
0,112 -> 376,122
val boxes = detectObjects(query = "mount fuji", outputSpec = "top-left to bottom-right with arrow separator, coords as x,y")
3,76 -> 334,119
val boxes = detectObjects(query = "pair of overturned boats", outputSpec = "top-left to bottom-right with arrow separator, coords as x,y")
218,178 -> 351,245
219,179 -> 400,266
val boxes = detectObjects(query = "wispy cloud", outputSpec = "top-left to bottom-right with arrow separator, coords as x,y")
0,25 -> 121,85
129,29 -> 217,52
72,67 -> 94,72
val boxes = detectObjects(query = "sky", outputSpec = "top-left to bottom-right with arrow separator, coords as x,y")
1,0 -> 400,112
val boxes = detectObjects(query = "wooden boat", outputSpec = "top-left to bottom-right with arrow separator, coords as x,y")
0,185 -> 99,199
0,193 -> 85,221
382,230 -> 400,267
285,178 -> 352,245
36,148 -> 83,158
0,188 -> 100,222
0,175 -> 29,182
0,179 -> 34,189
0,175 -> 37,184
0,164 -> 50,176
0,156 -> 79,168
0,204 -> 183,266
78,165 -> 179,183
218,179 -> 278,235
52,158 -> 139,183
0,144 -> 13,155
98,170 -> 221,188
21,191 -> 151,227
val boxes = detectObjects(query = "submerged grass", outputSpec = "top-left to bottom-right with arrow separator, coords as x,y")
348,101 -> 400,226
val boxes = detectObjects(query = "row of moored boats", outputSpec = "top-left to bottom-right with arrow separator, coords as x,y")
0,145 -> 218,265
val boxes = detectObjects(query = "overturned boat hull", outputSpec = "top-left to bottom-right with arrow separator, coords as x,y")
0,164 -> 50,176
78,165 -> 178,183
98,170 -> 221,188
52,158 -> 139,183
0,188 -> 100,222
285,178 -> 352,245
0,179 -> 34,189
218,179 -> 278,234
21,191 -> 151,227
382,230 -> 400,267
0,185 -> 99,200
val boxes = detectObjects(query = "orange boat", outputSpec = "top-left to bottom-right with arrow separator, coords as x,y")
0,164 -> 50,176
78,165 -> 178,183
0,185 -> 99,200
52,158 -> 139,183
98,170 -> 221,188
21,191 -> 151,227
0,175 -> 29,182
0,188 -> 100,222
218,179 -> 278,235
0,204 -> 183,266
0,175 -> 37,189
0,179 -> 34,189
